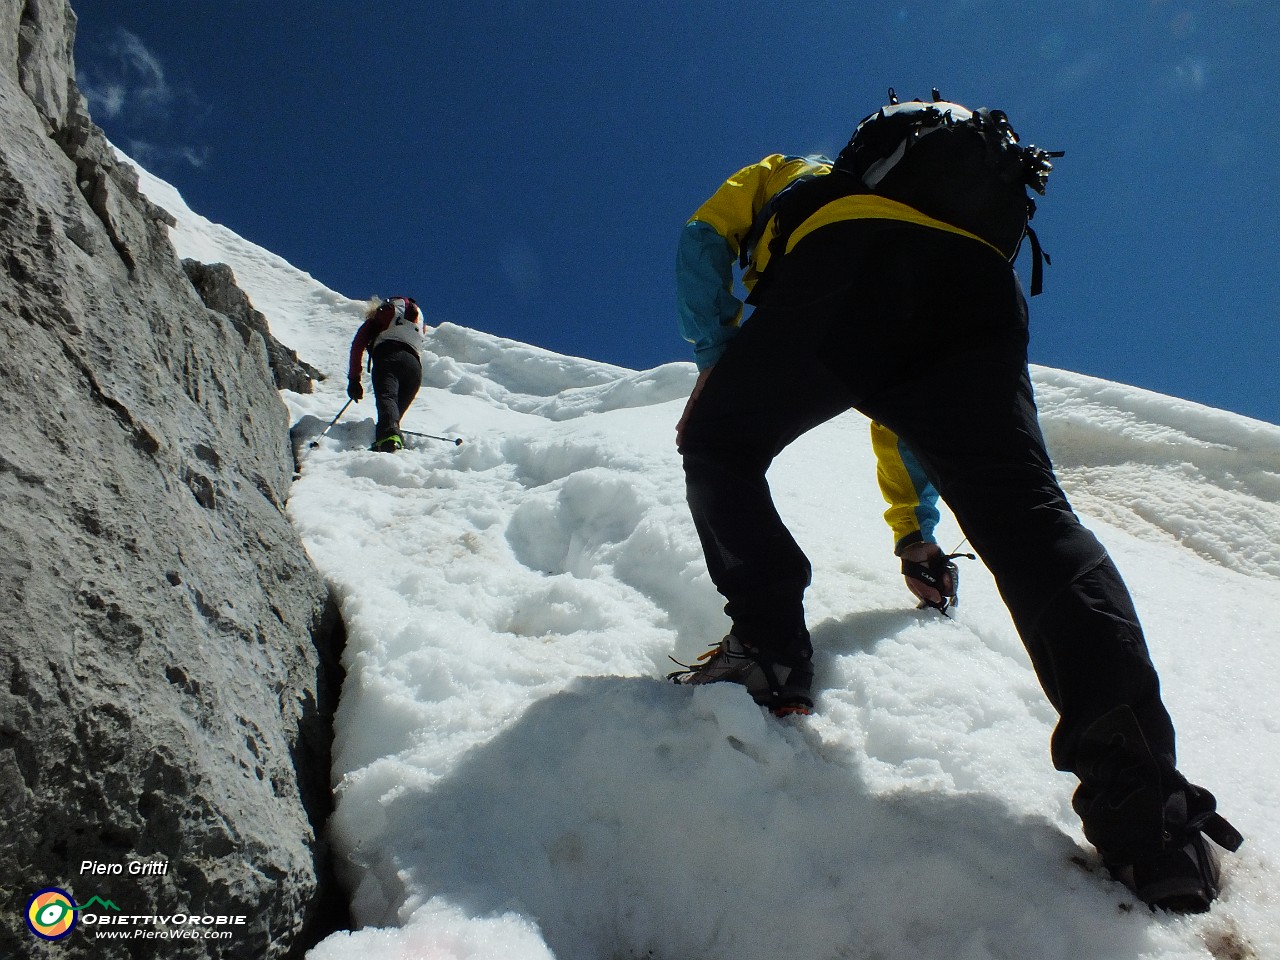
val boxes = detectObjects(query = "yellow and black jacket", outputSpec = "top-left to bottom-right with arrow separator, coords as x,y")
676,153 -> 943,551
677,154 -> 827,370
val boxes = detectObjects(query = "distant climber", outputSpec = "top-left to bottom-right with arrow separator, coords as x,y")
348,296 -> 427,452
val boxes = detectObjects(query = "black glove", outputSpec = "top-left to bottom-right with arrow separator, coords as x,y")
347,379 -> 363,401
900,543 -> 974,617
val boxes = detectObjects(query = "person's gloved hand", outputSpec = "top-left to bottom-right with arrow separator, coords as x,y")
901,542 -> 948,606
900,541 -> 971,615
347,378 -> 363,402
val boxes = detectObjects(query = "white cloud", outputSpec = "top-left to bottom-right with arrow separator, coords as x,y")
79,27 -> 175,120
80,79 -> 126,119
124,139 -> 208,172
110,28 -> 174,112
76,27 -> 206,171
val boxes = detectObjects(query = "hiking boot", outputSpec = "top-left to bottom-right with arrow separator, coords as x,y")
668,634 -> 814,716
1072,706 -> 1244,913
1104,791 -> 1244,913
371,433 -> 403,453
1106,832 -> 1222,913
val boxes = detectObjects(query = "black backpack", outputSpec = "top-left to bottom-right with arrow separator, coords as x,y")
834,88 -> 1063,293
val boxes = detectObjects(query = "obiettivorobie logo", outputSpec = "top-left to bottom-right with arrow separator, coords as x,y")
25,882 -> 248,944
26,888 -> 121,942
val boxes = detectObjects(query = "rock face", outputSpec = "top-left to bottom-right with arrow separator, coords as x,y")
0,3 -> 345,958
183,259 -> 322,396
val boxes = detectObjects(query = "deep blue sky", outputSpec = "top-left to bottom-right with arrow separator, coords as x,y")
71,1 -> 1277,424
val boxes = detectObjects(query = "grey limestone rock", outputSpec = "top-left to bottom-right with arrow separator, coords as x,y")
182,259 -> 322,396
0,2 -> 345,957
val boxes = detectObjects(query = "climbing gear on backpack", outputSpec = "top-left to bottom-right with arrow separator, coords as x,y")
668,633 -> 814,717
901,546 -> 975,616
835,88 -> 1063,294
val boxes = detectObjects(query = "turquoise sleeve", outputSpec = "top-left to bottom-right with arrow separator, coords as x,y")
676,220 -> 742,370
898,440 -> 941,551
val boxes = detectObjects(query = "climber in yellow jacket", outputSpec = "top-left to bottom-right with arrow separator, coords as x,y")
675,153 -> 948,601
668,96 -> 1240,916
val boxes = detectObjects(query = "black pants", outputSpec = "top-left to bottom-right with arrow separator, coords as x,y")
371,342 -> 422,441
681,222 -> 1185,852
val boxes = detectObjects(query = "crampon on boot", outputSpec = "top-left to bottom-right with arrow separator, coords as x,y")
668,634 -> 814,717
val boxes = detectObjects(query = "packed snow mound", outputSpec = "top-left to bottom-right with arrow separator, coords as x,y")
131,157 -> 1280,960
427,322 -> 697,419
1034,368 -> 1280,579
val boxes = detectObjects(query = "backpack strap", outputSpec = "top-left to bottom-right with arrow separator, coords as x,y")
1025,225 -> 1049,297
738,171 -> 826,270
743,168 -> 869,272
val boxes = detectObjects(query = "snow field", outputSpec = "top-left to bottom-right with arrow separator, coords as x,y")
134,160 -> 1280,960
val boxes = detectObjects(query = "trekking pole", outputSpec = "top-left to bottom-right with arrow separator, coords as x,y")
400,428 -> 463,446
309,399 -> 353,448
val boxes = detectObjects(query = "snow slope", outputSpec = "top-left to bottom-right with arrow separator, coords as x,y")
134,159 -> 1280,960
